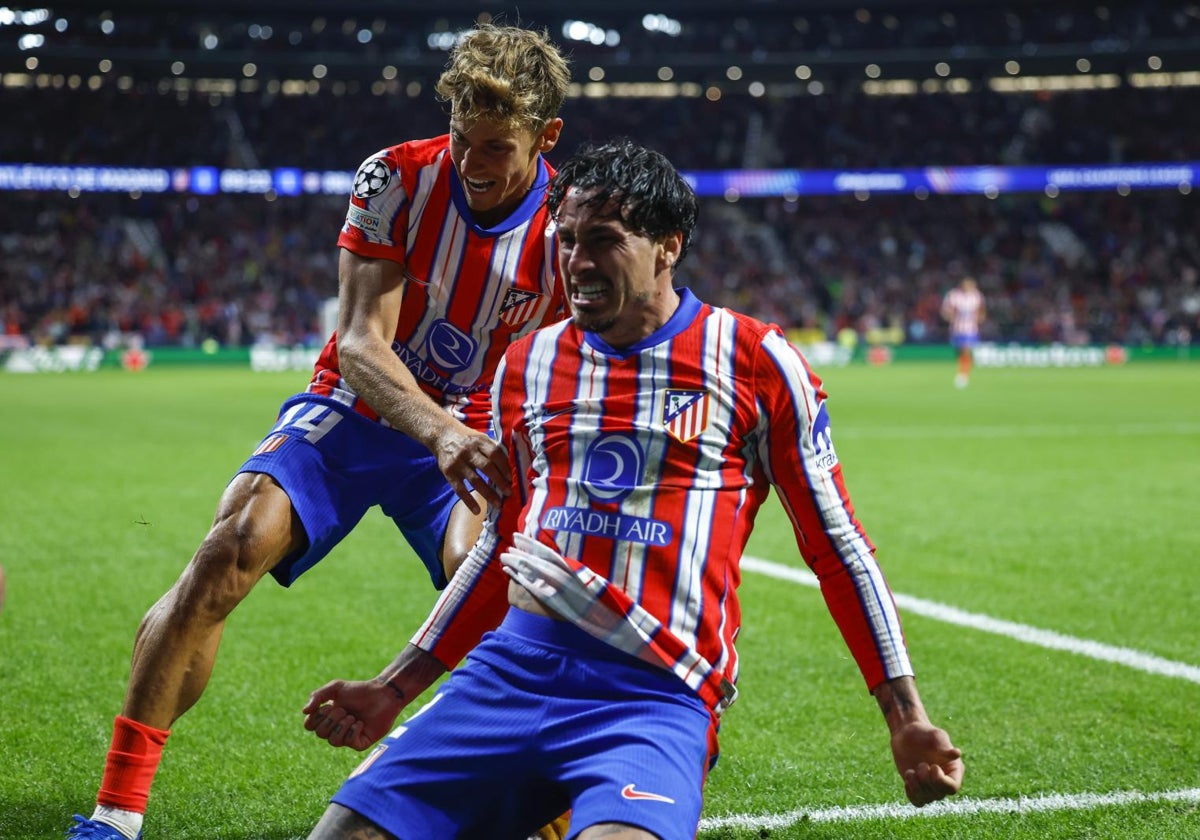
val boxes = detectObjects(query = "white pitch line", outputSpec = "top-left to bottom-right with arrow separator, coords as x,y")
741,555 -> 1200,685
700,787 -> 1200,830
833,421 -> 1200,440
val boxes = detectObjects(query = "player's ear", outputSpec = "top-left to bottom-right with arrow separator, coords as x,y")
535,118 -> 563,154
657,231 -> 683,273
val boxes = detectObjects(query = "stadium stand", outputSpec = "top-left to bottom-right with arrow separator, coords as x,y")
1,2 -> 1197,351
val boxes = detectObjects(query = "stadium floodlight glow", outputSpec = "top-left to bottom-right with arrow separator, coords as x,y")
794,65 -> 811,80
98,59 -> 111,72
935,62 -> 951,77
312,64 -> 327,79
0,7 -> 51,26
748,81 -> 765,97
1077,58 -> 1092,73
426,30 -> 457,51
17,33 -> 42,49
657,66 -> 673,81
171,61 -> 184,75
99,19 -> 113,34
243,63 -> 256,77
381,65 -> 397,80
726,65 -> 742,81
203,33 -> 218,50
562,19 -> 618,47
588,66 -> 604,81
356,29 -> 371,44
1147,55 -> 1163,70
54,17 -> 65,31
865,63 -> 881,79
641,14 -> 681,36
1005,60 -> 1020,75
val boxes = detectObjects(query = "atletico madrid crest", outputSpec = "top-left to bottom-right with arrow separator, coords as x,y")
663,389 -> 709,442
499,288 -> 543,326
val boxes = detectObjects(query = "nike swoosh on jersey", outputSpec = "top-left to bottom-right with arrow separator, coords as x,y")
620,784 -> 676,804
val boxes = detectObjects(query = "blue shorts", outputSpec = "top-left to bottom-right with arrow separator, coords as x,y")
237,394 -> 458,588
333,609 -> 717,840
951,332 -> 980,351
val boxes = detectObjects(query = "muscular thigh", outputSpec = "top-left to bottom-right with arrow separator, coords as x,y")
208,471 -> 306,578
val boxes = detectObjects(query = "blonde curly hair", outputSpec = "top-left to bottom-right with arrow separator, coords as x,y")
435,24 -> 570,133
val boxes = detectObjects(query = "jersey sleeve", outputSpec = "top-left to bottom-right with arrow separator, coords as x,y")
337,148 -> 410,263
754,328 -> 914,691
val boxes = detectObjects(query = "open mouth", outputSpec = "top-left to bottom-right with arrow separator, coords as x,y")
463,176 -> 494,195
571,280 -> 607,307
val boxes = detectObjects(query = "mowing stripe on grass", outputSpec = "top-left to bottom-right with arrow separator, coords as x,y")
742,555 -> 1200,685
699,786 -> 1200,830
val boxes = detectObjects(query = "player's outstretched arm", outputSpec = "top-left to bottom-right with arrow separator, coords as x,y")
335,248 -> 511,512
872,676 -> 965,807
303,644 -> 448,751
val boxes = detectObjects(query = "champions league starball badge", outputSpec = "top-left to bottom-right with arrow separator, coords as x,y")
353,158 -> 391,199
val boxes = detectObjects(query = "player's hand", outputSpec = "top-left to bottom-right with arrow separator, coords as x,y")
890,721 -> 964,806
435,428 -> 511,513
302,679 -> 404,751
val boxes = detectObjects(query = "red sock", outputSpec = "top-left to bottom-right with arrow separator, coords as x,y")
958,350 -> 973,376
96,715 -> 171,813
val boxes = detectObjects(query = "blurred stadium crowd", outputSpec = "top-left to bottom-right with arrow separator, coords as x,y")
2,3 -> 1198,351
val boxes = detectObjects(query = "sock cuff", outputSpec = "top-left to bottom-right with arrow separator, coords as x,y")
112,715 -> 170,754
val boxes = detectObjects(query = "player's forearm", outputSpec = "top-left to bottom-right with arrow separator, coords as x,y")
338,333 -> 457,451
374,644 -> 449,704
872,675 -> 930,733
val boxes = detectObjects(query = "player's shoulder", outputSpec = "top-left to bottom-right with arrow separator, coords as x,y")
705,301 -> 781,346
357,135 -> 449,173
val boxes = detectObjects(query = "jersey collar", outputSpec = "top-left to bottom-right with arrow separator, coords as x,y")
582,288 -> 703,359
447,155 -> 550,237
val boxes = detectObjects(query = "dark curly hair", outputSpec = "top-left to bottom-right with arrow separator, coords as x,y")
547,138 -> 699,266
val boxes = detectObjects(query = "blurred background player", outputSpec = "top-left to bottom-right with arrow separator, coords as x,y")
942,276 -> 986,388
67,24 -> 571,840
298,139 -> 963,840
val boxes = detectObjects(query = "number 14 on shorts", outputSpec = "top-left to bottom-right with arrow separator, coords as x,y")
273,403 -> 344,444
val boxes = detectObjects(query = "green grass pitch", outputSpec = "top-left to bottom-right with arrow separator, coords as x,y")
1,361 -> 1198,839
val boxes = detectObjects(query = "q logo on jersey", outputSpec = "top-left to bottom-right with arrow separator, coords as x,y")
582,434 -> 643,503
426,320 -> 477,373
811,401 -> 838,470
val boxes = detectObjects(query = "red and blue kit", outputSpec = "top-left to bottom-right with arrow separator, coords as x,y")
414,289 -> 914,715
238,137 -> 565,589
943,284 -> 985,347
309,137 -> 567,432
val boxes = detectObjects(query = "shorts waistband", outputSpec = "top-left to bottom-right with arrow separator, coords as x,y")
497,607 -> 631,661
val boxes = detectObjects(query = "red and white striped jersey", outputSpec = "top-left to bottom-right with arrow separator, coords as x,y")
307,136 -> 567,432
413,289 -> 914,714
942,285 -> 985,338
